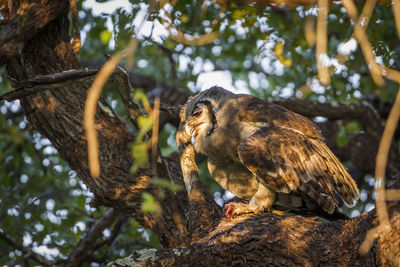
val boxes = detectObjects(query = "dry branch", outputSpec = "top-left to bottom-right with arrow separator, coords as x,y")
360,87 -> 400,254
316,0 -> 330,86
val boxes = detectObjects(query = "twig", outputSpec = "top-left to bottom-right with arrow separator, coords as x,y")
145,37 -> 178,84
84,52 -> 125,178
151,96 -> 160,170
393,0 -> 400,38
299,0 -> 377,98
316,0 -> 330,86
359,86 -> 400,254
64,208 -> 119,267
343,0 -> 384,86
82,0 -> 156,178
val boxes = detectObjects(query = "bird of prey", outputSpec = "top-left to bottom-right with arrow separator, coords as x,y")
179,86 -> 359,220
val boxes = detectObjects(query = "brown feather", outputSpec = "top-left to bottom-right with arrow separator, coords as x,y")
239,125 -> 359,215
181,86 -> 359,219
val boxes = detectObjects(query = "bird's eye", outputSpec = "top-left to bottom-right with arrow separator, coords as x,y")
192,107 -> 202,117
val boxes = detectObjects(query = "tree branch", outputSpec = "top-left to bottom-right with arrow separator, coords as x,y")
0,0 -> 69,65
107,204 -> 400,266
65,208 -> 119,267
0,68 -> 99,102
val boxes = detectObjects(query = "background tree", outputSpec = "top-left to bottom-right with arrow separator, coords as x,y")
0,0 -> 399,266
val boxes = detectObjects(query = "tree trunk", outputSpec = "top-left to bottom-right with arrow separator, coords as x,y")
1,1 -> 399,266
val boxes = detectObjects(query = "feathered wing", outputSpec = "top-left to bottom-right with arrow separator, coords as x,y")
238,125 -> 360,215
236,95 -> 325,140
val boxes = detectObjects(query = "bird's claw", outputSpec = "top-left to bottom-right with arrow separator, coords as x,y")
224,205 -> 235,219
224,202 -> 264,219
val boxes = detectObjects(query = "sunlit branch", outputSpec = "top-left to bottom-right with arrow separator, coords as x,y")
344,0 -> 384,86
160,0 -> 219,46
359,86 -> 400,254
393,0 -> 400,38
316,0 -> 330,86
299,0 -> 377,98
70,0 -> 81,53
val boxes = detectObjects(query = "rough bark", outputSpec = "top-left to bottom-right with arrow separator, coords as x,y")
108,203 -> 399,266
1,1 -> 399,266
0,0 -> 189,248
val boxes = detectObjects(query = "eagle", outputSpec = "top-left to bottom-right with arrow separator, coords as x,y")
178,86 -> 360,220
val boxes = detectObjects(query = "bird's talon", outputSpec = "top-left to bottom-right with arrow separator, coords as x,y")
224,205 -> 234,219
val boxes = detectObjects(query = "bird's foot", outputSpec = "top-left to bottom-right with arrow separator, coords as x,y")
224,202 -> 264,219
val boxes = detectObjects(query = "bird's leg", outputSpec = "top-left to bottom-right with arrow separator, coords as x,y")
224,183 -> 276,219
224,202 -> 263,219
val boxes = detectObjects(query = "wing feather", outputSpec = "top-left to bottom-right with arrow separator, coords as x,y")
236,95 -> 324,140
238,126 -> 359,214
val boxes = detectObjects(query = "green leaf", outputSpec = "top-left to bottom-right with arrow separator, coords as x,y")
336,128 -> 349,147
76,195 -> 86,210
141,193 -> 160,214
344,120 -> 362,134
232,10 -> 245,20
181,14 -> 189,23
134,90 -> 151,113
99,30 -> 112,45
137,116 -> 153,134
148,178 -> 184,192
131,142 -> 148,173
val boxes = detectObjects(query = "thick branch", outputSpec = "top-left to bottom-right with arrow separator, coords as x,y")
0,68 -> 99,101
108,203 -> 400,266
273,99 -> 383,136
1,1 -> 189,248
0,0 -> 69,65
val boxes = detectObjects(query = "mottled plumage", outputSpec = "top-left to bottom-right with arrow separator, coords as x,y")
180,86 -> 359,220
